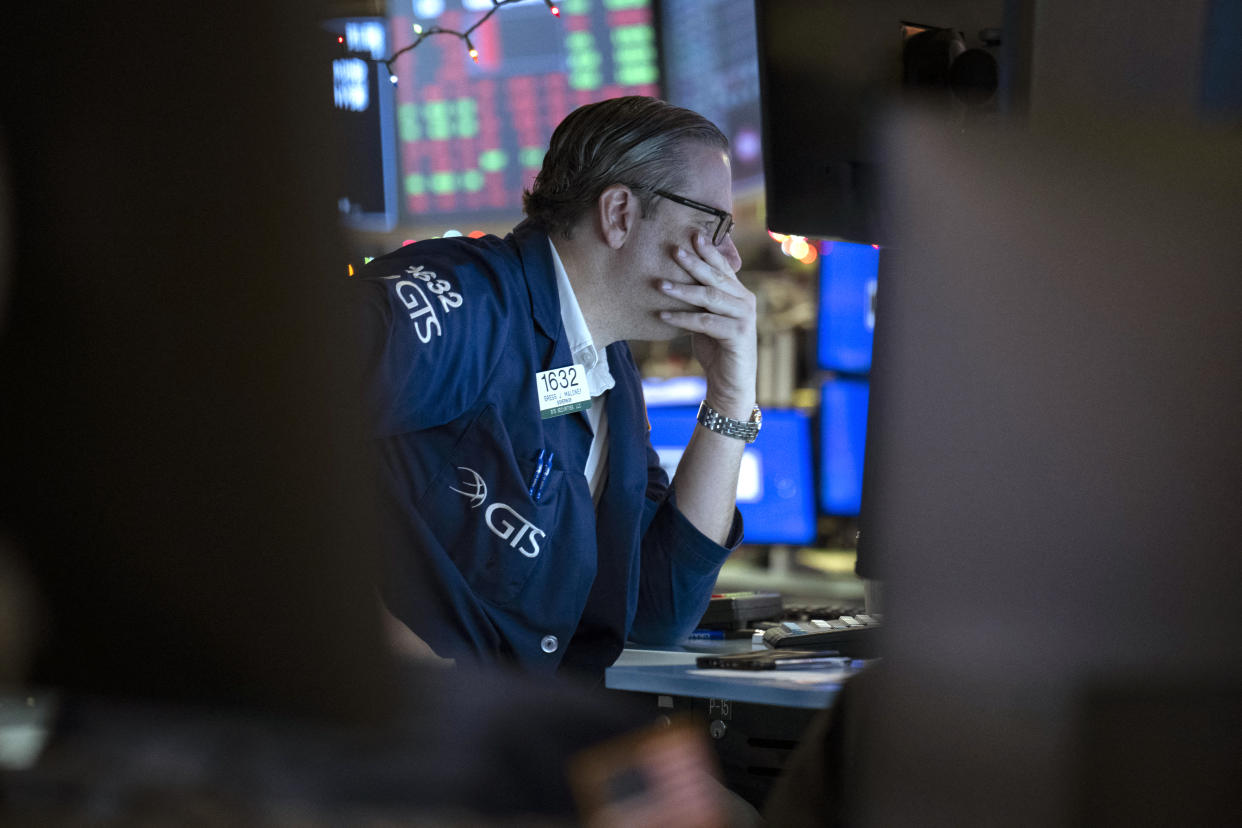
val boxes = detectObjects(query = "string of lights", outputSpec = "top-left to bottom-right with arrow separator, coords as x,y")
349,0 -> 562,85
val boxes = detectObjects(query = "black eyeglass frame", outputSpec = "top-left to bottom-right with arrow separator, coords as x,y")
650,189 -> 735,246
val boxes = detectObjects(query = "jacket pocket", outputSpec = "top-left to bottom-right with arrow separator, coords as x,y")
417,405 -> 572,608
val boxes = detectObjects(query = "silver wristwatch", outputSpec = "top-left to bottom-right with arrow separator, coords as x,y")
695,401 -> 762,443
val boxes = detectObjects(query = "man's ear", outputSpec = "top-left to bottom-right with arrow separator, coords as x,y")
597,184 -> 638,250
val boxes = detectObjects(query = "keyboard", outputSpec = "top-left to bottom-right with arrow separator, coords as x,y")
762,614 -> 883,657
778,605 -> 866,622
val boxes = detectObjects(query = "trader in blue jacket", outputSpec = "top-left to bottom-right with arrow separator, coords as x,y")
356,96 -> 759,678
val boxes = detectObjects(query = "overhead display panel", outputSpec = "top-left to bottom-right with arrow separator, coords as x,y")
388,0 -> 659,221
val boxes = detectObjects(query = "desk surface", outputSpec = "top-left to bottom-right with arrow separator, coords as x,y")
606,642 -> 860,709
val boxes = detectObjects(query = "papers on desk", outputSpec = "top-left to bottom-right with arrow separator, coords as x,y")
688,668 -> 854,686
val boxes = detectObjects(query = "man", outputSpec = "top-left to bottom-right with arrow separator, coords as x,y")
356,96 -> 758,677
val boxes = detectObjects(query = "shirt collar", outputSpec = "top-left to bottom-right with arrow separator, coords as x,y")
549,238 -> 614,397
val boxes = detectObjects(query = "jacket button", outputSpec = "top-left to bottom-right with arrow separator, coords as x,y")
540,635 -> 559,654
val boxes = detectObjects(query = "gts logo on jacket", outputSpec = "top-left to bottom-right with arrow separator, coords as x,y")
449,467 -> 545,558
380,265 -> 464,345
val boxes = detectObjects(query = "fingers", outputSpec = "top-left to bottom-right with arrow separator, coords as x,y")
657,231 -> 756,343
659,277 -> 749,321
674,232 -> 741,292
659,306 -> 752,340
663,235 -> 753,316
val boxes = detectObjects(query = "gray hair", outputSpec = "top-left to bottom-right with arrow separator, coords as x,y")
522,96 -> 728,239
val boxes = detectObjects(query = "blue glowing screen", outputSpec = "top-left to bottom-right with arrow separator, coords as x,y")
817,240 -> 879,374
646,405 -> 816,545
819,378 -> 869,516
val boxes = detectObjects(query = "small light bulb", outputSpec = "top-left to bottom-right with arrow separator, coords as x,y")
413,23 -> 423,34
550,5 -> 560,15
390,73 -> 399,85
469,47 -> 479,62
337,35 -> 345,44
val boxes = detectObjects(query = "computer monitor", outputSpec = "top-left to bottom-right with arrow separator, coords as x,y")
326,17 -> 400,232
658,0 -> 765,191
817,240 -> 879,374
386,0 -> 660,222
754,0 -> 1011,241
646,405 -> 816,545
819,377 -> 869,517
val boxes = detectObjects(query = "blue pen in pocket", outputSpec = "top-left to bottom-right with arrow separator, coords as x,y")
531,450 -> 555,503
528,449 -> 546,498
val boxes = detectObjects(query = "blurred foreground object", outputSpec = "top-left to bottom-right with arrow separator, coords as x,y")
853,108 -> 1242,826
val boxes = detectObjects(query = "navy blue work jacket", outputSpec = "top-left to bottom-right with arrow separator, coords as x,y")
355,222 -> 741,675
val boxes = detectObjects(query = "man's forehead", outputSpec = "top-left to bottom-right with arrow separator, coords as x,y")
684,145 -> 734,205
683,141 -> 731,168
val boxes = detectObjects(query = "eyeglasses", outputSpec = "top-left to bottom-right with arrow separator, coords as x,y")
651,189 -> 735,246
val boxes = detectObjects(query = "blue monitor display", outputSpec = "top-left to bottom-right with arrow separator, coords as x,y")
817,240 -> 879,374
819,377 -> 869,516
646,405 -> 816,545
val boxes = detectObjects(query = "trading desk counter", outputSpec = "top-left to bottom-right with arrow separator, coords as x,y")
606,640 -> 856,709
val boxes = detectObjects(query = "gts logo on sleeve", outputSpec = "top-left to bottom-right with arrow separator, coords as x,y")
382,265 -> 464,344
450,467 -> 545,559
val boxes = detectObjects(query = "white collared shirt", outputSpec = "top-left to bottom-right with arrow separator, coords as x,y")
549,239 -> 614,504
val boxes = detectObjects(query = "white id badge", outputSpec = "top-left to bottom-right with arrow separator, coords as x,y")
536,363 -> 591,419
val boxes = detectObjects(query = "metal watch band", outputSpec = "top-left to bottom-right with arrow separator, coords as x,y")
695,401 -> 762,443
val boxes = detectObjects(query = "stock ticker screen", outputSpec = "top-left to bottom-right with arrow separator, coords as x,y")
387,0 -> 659,221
